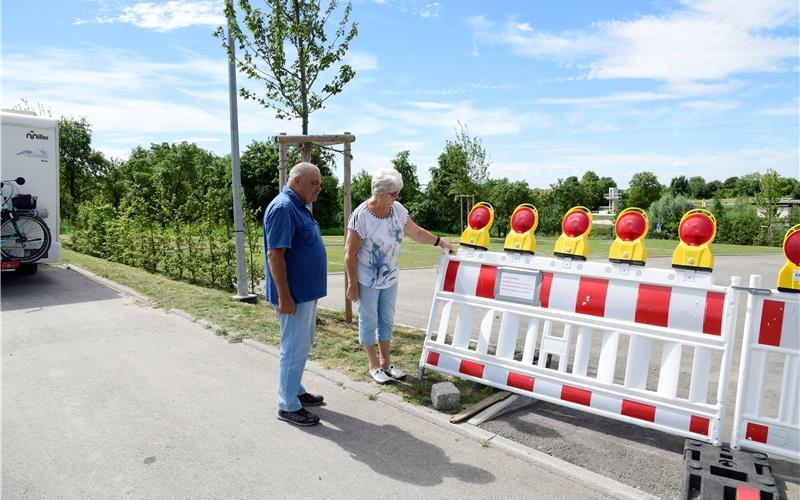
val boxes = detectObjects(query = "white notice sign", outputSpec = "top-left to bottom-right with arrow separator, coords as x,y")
497,270 -> 538,303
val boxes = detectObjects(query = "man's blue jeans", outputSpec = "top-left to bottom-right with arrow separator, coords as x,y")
277,300 -> 317,412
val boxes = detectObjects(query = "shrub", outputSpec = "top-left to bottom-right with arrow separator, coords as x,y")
648,194 -> 696,239
717,203 -> 760,245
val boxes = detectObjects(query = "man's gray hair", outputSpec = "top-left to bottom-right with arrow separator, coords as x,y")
371,168 -> 404,196
288,162 -> 319,183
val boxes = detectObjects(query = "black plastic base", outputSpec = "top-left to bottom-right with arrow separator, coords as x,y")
504,249 -> 535,255
460,243 -> 489,251
681,440 -> 779,500
672,264 -> 714,273
609,258 -> 646,266
777,287 -> 800,294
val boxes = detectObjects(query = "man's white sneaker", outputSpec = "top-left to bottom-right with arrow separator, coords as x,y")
385,364 -> 407,380
370,368 -> 393,384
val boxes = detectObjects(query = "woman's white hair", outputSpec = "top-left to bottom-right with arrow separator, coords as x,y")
371,168 -> 404,196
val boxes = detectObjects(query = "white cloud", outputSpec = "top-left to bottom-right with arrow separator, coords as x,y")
681,0 -> 799,29
89,0 -> 225,31
349,100 -> 551,137
757,99 -> 800,116
1,47 -> 292,160
418,3 -> 441,19
470,1 -> 798,86
346,52 -> 379,71
588,15 -> 796,82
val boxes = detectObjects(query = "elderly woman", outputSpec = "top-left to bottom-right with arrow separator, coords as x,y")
345,168 -> 455,384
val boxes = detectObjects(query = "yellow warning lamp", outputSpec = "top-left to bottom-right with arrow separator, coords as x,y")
553,206 -> 592,260
777,224 -> 800,293
609,208 -> 649,265
672,209 -> 716,271
460,202 -> 494,250
504,204 -> 538,254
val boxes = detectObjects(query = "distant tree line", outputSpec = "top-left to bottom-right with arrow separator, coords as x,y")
59,117 -> 799,289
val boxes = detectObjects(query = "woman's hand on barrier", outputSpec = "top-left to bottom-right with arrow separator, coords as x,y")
440,239 -> 456,255
346,282 -> 360,302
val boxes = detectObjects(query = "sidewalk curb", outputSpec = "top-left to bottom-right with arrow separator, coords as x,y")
62,264 -> 152,304
67,263 -> 652,500
249,338 -> 652,500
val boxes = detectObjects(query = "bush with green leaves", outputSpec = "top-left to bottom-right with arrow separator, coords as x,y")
66,201 -> 264,293
716,202 -> 761,246
648,194 -> 697,239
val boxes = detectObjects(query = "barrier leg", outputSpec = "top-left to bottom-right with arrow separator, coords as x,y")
657,341 -> 682,398
625,335 -> 651,389
688,347 -> 711,403
476,309 -> 495,354
572,326 -> 592,376
731,275 -> 763,449
451,304 -> 475,349
779,354 -> 799,426
597,331 -> 619,384
435,301 -> 452,343
495,312 -> 520,360
521,318 -> 540,365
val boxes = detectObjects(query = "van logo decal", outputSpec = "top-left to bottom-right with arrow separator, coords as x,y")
16,149 -> 48,159
26,130 -> 49,140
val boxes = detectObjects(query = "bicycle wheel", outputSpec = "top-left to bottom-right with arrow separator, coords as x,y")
1,214 -> 51,263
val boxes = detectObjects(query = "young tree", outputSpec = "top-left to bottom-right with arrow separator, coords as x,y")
688,176 -> 708,199
756,169 -> 784,245
391,151 -> 421,206
736,173 -> 761,197
669,175 -> 690,196
240,140 -> 280,216
59,117 -> 108,222
217,0 -> 358,159
624,171 -> 662,210
417,124 -> 491,232
349,170 -> 372,208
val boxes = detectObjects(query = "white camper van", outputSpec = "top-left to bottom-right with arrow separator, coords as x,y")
1,110 -> 61,274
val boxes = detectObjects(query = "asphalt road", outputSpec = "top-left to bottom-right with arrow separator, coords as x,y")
2,266 -> 636,500
320,254 -> 800,499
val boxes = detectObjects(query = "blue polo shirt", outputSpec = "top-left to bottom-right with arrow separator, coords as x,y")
263,187 -> 327,305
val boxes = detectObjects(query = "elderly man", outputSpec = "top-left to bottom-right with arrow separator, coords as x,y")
264,162 -> 327,426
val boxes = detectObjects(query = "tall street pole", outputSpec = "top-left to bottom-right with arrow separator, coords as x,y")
227,14 -> 257,303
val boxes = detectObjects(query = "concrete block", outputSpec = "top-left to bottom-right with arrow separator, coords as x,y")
431,382 -> 460,411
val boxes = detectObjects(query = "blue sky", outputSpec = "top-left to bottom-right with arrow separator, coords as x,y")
2,0 -> 798,188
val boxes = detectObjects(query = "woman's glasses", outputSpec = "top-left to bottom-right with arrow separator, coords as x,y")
388,191 -> 399,198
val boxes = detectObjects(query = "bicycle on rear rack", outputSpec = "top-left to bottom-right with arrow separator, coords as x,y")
1,176 -> 52,274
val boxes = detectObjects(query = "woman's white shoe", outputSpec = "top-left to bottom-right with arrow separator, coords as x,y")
385,364 -> 406,380
370,368 -> 393,384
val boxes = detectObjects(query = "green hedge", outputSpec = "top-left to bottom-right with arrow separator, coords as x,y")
67,201 -> 264,292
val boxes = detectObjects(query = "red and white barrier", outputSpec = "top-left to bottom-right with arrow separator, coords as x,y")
730,275 -> 800,460
420,248 -> 742,445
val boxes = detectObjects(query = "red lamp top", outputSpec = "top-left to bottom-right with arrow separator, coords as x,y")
784,228 -> 800,265
469,206 -> 492,230
615,211 -> 647,241
679,213 -> 715,246
562,210 -> 591,237
511,207 -> 536,233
